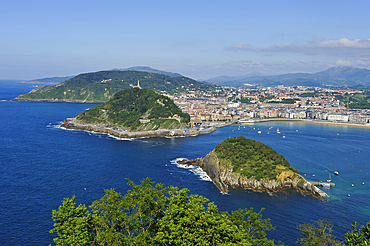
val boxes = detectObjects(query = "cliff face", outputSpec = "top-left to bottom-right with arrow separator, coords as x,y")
178,151 -> 324,200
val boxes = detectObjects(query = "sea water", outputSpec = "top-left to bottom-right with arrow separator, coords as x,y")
1,81 -> 369,245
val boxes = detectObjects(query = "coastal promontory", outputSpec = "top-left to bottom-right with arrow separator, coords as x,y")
178,136 -> 324,199
13,70 -> 217,102
61,87 -> 217,138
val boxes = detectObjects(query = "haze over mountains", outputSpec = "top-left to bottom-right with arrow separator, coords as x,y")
204,66 -> 370,88
22,66 -> 370,88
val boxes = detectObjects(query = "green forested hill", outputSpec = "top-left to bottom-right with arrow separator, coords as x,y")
214,136 -> 298,180
76,87 -> 190,131
15,70 -> 216,102
334,90 -> 370,109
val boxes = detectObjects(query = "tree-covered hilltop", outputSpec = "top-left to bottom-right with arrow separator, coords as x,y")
15,70 -> 218,102
214,136 -> 299,181
76,87 -> 190,131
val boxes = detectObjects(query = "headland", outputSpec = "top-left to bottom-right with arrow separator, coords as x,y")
60,118 -> 234,139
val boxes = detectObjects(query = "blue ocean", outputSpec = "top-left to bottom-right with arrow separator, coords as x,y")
1,81 -> 369,245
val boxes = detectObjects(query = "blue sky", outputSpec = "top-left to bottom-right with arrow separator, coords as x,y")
1,0 -> 370,80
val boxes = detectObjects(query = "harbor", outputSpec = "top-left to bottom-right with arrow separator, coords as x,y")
311,182 -> 336,188
307,181 -> 336,198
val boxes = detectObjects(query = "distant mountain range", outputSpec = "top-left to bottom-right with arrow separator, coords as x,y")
19,66 -> 370,89
204,67 -> 370,88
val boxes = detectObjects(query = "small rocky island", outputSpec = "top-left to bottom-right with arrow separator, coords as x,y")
61,87 -> 216,138
178,136 -> 326,200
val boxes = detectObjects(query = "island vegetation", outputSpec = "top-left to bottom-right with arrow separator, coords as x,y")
75,87 -> 190,131
178,136 -> 323,198
214,136 -> 299,181
14,70 -> 218,102
49,178 -> 370,245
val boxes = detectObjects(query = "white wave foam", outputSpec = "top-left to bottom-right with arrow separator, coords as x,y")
107,134 -> 133,141
171,158 -> 212,182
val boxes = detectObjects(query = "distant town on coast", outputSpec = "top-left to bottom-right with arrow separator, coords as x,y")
169,85 -> 370,127
16,66 -> 370,128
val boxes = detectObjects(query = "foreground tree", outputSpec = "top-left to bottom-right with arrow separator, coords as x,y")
296,219 -> 342,246
155,189 -> 244,245
89,179 -> 175,245
50,195 -> 93,246
344,221 -> 370,245
227,207 -> 278,246
50,178 -> 280,245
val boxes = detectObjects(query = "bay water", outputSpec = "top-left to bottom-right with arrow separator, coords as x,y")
1,81 -> 369,245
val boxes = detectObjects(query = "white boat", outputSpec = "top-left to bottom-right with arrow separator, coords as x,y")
327,174 -> 331,183
334,171 -> 339,175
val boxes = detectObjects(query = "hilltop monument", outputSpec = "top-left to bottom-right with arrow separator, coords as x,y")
133,80 -> 141,89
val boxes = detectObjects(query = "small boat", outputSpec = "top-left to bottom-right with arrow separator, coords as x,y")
334,171 -> 339,175
258,131 -> 261,134
322,183 -> 330,188
327,174 -> 331,183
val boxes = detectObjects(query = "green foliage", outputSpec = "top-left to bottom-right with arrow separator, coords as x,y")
296,219 -> 343,246
76,87 -> 190,131
344,221 -> 370,245
50,195 -> 93,246
50,178 -> 281,245
267,98 -> 298,104
335,91 -> 370,109
214,136 -> 297,180
16,70 -> 217,101
227,208 -> 279,246
235,97 -> 252,104
89,178 -> 174,245
155,189 -> 244,245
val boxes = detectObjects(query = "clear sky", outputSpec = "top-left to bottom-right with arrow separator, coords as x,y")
1,0 -> 369,80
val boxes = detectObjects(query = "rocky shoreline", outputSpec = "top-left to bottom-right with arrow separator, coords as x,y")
178,150 -> 327,200
61,117 -> 218,139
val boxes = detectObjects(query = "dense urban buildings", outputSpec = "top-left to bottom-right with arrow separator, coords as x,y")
165,85 -> 370,124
